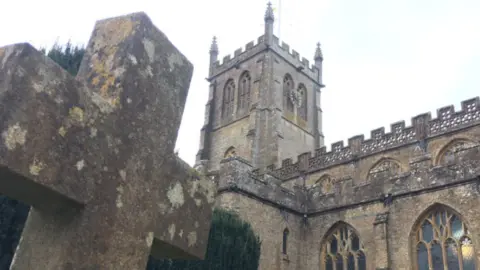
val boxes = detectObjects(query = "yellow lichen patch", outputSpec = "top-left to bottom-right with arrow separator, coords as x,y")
2,123 -> 27,151
29,158 -> 46,176
58,126 -> 67,137
99,76 -> 116,97
91,76 -> 100,86
0,47 -> 5,58
98,17 -> 139,48
69,106 -> 84,123
87,16 -> 140,103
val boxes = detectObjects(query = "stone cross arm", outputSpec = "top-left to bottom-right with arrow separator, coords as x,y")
0,12 -> 215,269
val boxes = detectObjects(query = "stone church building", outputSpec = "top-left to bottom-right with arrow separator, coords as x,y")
194,3 -> 480,270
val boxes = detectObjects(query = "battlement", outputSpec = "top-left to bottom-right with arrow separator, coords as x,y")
209,35 -> 321,84
268,96 -> 480,180
216,138 -> 480,216
271,36 -> 319,82
217,156 -> 304,213
306,143 -> 480,213
210,35 -> 267,78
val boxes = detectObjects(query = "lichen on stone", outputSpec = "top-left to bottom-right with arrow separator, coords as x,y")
2,123 -> 27,150
87,16 -> 139,109
168,223 -> 176,240
58,126 -> 67,137
116,185 -> 124,208
69,106 -> 84,123
142,39 -> 155,62
167,182 -> 185,209
187,231 -> 197,247
145,232 -> 154,247
119,169 -> 126,181
29,158 -> 46,176
76,159 -> 85,171
168,53 -> 184,71
90,127 -> 98,138
157,202 -> 168,215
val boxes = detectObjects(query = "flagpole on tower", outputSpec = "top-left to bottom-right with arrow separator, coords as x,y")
278,0 -> 281,40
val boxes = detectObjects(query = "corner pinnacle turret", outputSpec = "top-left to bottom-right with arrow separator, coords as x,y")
209,36 -> 218,54
209,36 -> 219,76
314,42 -> 323,61
264,2 -> 275,22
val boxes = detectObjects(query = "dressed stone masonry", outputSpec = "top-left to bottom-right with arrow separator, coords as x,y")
195,3 -> 480,269
0,12 -> 215,270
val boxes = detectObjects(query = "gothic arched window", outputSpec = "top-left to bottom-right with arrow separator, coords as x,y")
222,79 -> 235,119
238,71 -> 251,113
436,139 -> 476,166
282,228 -> 289,254
367,158 -> 401,181
320,223 -> 366,270
316,175 -> 334,194
283,74 -> 294,113
412,205 -> 476,270
297,84 -> 307,120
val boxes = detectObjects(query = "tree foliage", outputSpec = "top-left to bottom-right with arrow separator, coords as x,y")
0,43 -> 261,270
40,41 -> 85,75
147,208 -> 261,270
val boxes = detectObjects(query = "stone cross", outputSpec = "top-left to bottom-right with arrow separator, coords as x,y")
0,12 -> 216,270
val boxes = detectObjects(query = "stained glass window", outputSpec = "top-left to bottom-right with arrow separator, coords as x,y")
321,223 -> 365,270
413,206 -> 476,270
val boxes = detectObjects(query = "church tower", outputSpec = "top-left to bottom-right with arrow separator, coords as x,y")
196,2 -> 325,172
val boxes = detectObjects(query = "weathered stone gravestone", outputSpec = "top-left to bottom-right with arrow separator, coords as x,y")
0,12 -> 216,269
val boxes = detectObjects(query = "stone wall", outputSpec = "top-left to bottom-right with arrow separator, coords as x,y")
208,117 -> 250,171
304,182 -> 480,269
216,192 -> 304,270
279,119 -> 316,167
211,96 -> 480,270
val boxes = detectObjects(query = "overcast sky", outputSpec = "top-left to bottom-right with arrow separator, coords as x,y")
1,0 -> 479,166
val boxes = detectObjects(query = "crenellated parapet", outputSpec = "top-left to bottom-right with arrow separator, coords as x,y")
209,35 -> 267,79
217,156 -> 304,213
208,34 -> 321,85
216,140 -> 480,216
268,97 -> 480,180
306,143 -> 480,214
271,36 -> 320,83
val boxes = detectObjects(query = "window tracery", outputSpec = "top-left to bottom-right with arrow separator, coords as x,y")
283,74 -> 294,113
316,175 -> 334,194
320,223 -> 366,270
437,139 -> 476,165
238,71 -> 251,113
413,205 -> 476,270
297,84 -> 307,120
367,158 -> 401,181
222,79 -> 235,119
